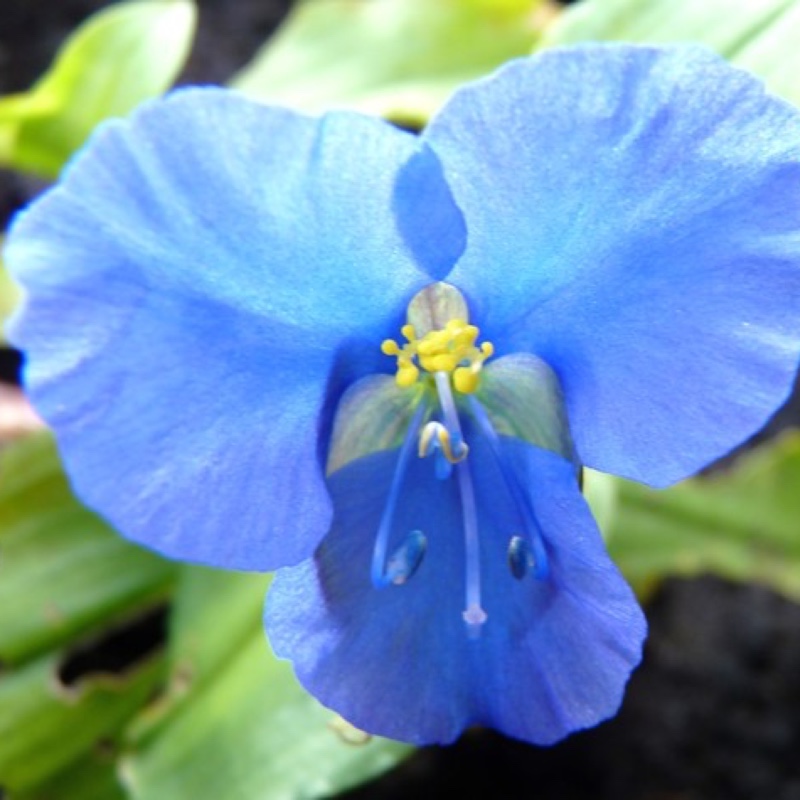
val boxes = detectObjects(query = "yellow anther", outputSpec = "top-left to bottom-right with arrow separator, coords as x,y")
401,324 -> 416,341
416,339 -> 438,357
381,313 -> 493,393
454,367 -> 480,395
425,353 -> 458,373
396,363 -> 420,388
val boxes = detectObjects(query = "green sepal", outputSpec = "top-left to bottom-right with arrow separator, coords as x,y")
475,353 -> 576,464
326,375 -> 426,476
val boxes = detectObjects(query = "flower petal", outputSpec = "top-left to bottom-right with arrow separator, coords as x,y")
267,433 -> 645,745
5,87 -> 435,569
422,44 -> 800,486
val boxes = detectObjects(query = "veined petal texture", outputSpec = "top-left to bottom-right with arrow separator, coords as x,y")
5,88 -> 441,569
422,44 -> 800,487
267,436 -> 645,745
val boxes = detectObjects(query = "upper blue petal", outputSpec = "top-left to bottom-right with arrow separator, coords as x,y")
421,44 -> 800,487
5,87 -> 438,570
266,433 -> 645,745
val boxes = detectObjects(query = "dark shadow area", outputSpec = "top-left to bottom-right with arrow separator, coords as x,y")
0,348 -> 22,385
57,603 -> 169,688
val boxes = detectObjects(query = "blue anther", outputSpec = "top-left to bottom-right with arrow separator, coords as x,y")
384,530 -> 428,586
507,535 -> 534,580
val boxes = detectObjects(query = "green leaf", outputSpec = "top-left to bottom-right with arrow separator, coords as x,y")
734,2 -> 800,107
123,567 -> 412,800
0,0 -> 197,177
0,432 -> 177,666
0,651 -> 165,794
13,754 -> 127,800
0,251 -> 21,344
327,376 -> 423,476
582,468 -> 618,538
541,0 -> 800,107
167,566 -> 268,690
231,0 -> 547,124
608,433 -> 800,600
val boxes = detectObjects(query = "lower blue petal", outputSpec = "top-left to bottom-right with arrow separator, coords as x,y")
267,434 -> 646,745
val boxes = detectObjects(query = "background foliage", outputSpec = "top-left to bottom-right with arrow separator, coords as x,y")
2,1 -> 800,797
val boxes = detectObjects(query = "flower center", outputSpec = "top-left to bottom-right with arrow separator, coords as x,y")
329,283 -> 557,638
375,284 -> 501,635
381,318 -> 494,394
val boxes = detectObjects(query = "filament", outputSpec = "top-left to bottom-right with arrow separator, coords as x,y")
468,396 -> 550,580
371,403 -> 426,588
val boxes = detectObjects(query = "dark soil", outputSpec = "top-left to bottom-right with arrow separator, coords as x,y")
2,3 -> 800,799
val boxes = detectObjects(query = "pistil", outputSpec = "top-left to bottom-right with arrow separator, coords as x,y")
433,369 -> 487,634
457,459 -> 488,635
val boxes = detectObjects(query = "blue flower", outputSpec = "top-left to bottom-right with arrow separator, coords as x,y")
6,44 -> 800,746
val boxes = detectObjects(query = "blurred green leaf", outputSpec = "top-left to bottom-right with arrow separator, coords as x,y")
123,567 -> 412,800
542,0 -> 800,107
583,467 -> 618,538
128,566 -> 268,738
232,0 -> 549,124
0,651 -> 165,794
542,0 -> 793,51
0,0 -> 197,177
734,2 -> 800,106
14,753 -> 127,800
0,252 -> 21,343
608,433 -> 800,600
0,432 -> 177,666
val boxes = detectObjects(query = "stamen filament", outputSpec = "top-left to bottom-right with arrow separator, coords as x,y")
468,396 -> 550,580
371,403 -> 427,588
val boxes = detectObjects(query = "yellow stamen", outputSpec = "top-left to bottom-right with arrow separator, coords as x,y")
381,317 -> 494,394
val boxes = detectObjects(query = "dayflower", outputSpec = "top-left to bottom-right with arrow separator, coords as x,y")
6,44 -> 800,746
